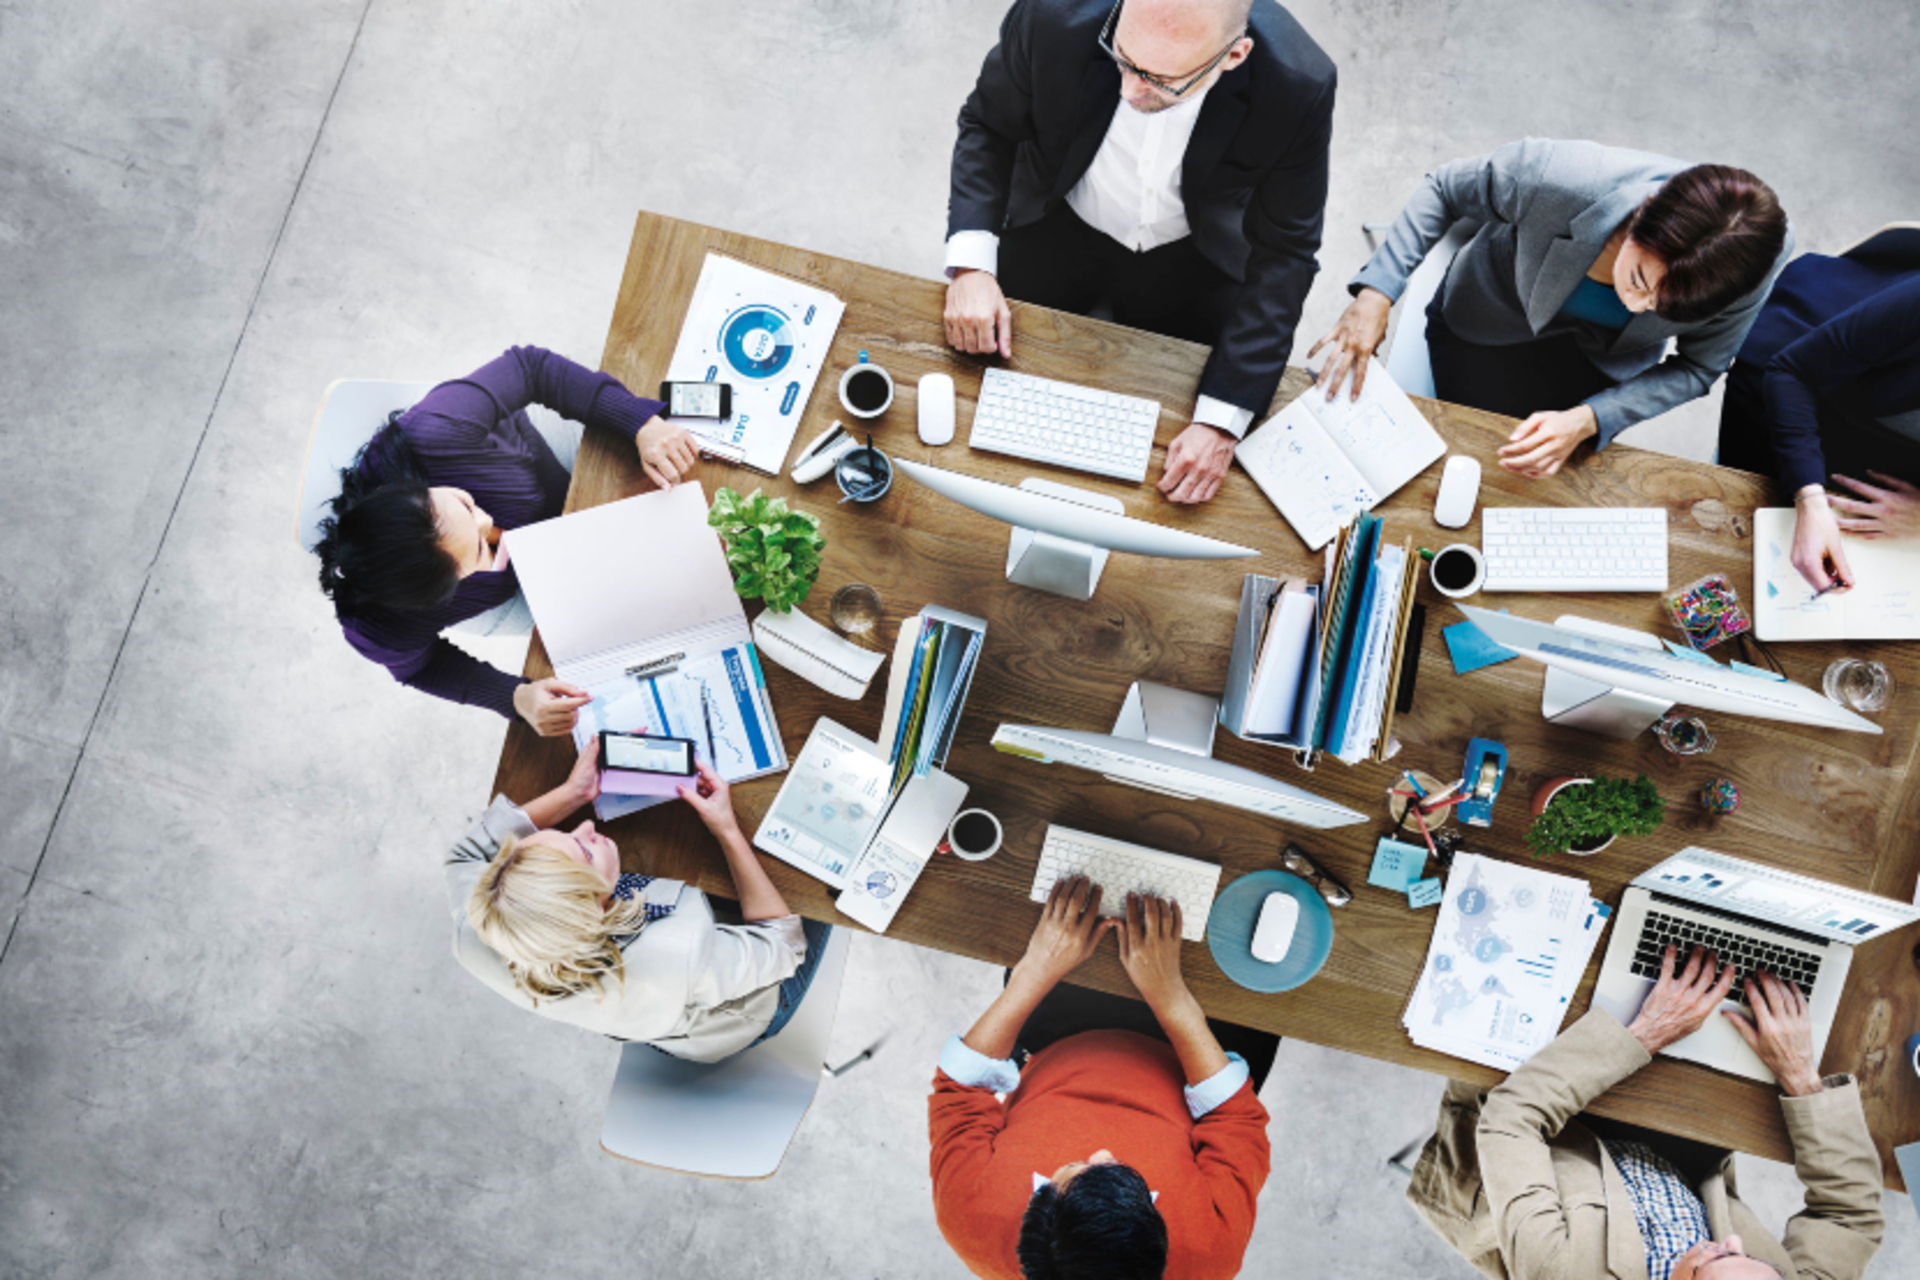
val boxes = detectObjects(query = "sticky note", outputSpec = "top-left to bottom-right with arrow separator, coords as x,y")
1408,877 -> 1444,909
1660,639 -> 1721,667
1443,619 -> 1516,674
1730,660 -> 1786,682
1370,837 -> 1427,890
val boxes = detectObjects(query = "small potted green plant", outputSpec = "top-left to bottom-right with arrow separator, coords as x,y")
1525,774 -> 1665,858
707,488 -> 826,614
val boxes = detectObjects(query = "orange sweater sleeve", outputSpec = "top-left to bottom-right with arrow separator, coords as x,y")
929,1068 -> 1020,1279
1188,1079 -> 1272,1267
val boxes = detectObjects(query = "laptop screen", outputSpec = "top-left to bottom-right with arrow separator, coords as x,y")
1639,847 -> 1920,946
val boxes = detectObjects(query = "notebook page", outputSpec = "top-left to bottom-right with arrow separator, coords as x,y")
1308,365 -> 1447,501
1753,508 -> 1920,640
1236,397 -> 1377,550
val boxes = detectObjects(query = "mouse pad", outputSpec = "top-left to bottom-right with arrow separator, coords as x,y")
1207,870 -> 1334,994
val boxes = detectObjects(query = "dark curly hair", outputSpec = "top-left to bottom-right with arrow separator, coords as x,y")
1629,164 -> 1787,324
314,414 -> 460,616
1017,1162 -> 1167,1280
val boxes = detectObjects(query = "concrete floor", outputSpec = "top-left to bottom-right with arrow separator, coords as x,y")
3,1 -> 1917,1275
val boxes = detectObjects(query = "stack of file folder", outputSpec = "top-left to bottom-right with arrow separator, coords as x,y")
1403,853 -> 1612,1072
1220,511 -> 1419,765
878,605 -> 988,793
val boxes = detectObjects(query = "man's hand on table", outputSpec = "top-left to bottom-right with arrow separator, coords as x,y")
1626,944 -> 1737,1055
945,269 -> 1013,358
1157,423 -> 1237,504
1724,970 -> 1826,1097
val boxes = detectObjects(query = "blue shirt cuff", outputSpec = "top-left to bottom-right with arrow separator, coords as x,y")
938,1034 -> 1022,1093
1184,1052 -> 1249,1119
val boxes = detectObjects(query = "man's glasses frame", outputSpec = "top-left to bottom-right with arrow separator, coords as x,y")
1097,0 -> 1249,99
1280,842 -> 1352,908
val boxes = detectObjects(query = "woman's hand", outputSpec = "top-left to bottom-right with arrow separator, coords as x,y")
1790,489 -> 1854,592
1828,471 -> 1920,540
677,760 -> 741,838
1307,287 -> 1393,401
563,736 -> 601,807
1012,876 -> 1110,989
513,678 -> 592,737
1497,405 -> 1599,479
1116,893 -> 1193,1015
636,418 -> 701,490
1625,944 -> 1737,1055
1723,971 -> 1825,1097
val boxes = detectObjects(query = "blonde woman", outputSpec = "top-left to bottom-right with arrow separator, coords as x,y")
445,741 -> 829,1061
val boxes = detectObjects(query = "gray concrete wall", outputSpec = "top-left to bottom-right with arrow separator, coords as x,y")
1,1 -> 1914,1276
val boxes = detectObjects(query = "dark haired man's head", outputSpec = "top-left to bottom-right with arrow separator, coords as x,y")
1627,164 -> 1786,324
1018,1151 -> 1167,1280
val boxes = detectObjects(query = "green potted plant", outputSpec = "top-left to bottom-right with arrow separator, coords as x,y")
707,488 -> 826,614
1526,774 -> 1665,858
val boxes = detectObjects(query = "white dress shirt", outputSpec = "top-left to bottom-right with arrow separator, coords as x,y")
946,88 -> 1253,437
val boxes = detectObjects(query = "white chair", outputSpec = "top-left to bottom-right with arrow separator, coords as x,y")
1356,219 -> 1481,400
1839,221 -> 1920,265
600,928 -> 855,1179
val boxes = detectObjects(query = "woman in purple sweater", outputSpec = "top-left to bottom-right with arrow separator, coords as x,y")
314,345 -> 700,735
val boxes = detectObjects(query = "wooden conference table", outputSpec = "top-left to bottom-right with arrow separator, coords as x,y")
493,211 -> 1920,1189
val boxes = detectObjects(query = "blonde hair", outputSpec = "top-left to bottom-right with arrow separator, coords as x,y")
466,835 -> 651,1003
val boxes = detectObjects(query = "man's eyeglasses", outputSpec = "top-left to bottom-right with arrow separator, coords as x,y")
1097,0 -> 1248,99
1281,843 -> 1352,908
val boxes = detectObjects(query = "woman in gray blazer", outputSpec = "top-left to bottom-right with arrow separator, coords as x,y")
1313,138 -> 1791,479
444,743 -> 829,1061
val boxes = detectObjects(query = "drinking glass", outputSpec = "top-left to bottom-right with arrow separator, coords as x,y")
830,583 -> 883,636
1822,659 -> 1892,713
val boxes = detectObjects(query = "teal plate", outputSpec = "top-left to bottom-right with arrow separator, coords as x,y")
1206,870 -> 1334,994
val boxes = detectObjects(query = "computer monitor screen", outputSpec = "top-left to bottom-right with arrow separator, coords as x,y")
991,724 -> 1367,828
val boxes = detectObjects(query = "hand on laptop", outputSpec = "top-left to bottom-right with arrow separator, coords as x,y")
1625,944 -> 1737,1055
1724,971 -> 1825,1097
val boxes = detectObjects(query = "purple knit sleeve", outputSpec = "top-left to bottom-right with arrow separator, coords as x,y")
405,345 -> 665,452
341,621 -> 523,720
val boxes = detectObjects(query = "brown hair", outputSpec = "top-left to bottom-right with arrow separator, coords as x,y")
1629,164 -> 1787,324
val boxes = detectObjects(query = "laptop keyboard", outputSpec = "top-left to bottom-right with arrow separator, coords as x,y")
1630,910 -> 1822,1006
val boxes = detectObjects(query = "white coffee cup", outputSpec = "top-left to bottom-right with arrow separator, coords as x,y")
1428,543 -> 1485,599
943,809 -> 1002,861
838,354 -> 895,419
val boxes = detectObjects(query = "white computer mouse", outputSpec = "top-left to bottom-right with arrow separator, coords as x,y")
1250,892 -> 1300,964
918,373 -> 956,446
1434,454 -> 1481,529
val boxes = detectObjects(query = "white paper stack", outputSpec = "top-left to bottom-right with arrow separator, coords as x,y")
1334,544 -> 1405,763
1403,854 -> 1612,1072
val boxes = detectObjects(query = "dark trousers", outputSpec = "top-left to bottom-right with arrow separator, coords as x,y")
998,204 -> 1238,347
1425,297 -> 1618,418
1716,359 -> 1920,485
1007,973 -> 1279,1093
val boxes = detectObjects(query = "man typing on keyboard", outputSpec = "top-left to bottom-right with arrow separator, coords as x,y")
929,878 -> 1274,1280
1404,944 -> 1885,1280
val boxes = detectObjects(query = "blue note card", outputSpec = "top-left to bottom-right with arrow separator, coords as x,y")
1660,639 -> 1721,667
1407,877 -> 1444,909
1370,837 -> 1427,890
1730,660 -> 1786,682
1443,618 -> 1516,674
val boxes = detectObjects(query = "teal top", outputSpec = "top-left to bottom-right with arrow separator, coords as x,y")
1559,276 -> 1634,330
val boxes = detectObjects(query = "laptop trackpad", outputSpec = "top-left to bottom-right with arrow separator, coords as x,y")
1592,981 -> 1776,1085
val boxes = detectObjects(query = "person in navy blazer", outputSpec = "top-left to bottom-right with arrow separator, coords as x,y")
942,0 -> 1335,505
1719,244 -> 1920,591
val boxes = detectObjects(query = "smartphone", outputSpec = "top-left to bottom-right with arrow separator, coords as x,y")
659,380 -> 731,419
598,731 -> 697,777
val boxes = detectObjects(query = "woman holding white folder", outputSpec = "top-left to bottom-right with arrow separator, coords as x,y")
444,741 -> 830,1060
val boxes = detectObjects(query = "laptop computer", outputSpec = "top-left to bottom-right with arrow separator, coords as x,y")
1592,846 -> 1920,1083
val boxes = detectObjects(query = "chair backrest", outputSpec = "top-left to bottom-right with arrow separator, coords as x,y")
296,379 -> 434,553
1379,220 -> 1481,400
600,927 -> 852,1179
1838,222 -> 1920,267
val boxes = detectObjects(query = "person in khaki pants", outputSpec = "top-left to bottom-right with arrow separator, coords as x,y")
1407,945 -> 1885,1280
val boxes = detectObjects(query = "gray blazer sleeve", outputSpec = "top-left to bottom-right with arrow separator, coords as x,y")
1349,139 -> 1555,303
443,795 -> 538,922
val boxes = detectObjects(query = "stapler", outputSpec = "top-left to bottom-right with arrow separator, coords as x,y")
1457,737 -> 1507,828
791,421 -> 860,483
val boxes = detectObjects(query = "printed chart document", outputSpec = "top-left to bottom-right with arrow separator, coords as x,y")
665,254 -> 846,474
753,719 -> 892,888
1404,854 -> 1610,1072
1236,365 -> 1446,550
1752,507 -> 1920,641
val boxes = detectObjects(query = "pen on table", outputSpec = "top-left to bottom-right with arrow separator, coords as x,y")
627,651 -> 684,678
700,687 -> 717,766
1418,546 -> 1436,562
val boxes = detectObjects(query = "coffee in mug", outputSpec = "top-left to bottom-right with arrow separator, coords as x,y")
1428,543 -> 1485,599
944,808 -> 1003,861
838,354 -> 895,418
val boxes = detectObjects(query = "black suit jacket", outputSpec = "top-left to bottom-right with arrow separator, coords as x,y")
949,0 -> 1336,419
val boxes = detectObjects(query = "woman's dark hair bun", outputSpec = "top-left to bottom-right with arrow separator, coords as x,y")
314,415 -> 460,615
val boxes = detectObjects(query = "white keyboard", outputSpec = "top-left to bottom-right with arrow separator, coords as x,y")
1482,507 -> 1669,592
968,368 -> 1160,483
1030,825 -> 1221,943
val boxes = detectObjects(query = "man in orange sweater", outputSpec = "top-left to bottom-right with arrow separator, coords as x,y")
929,878 -> 1272,1280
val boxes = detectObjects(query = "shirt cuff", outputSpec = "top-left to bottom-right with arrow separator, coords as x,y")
1192,395 -> 1255,439
481,795 -> 540,847
1185,1052 -> 1250,1119
945,231 -> 1001,280
938,1034 -> 1022,1093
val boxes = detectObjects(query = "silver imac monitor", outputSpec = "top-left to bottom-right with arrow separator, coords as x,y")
991,723 -> 1368,828
1456,604 -> 1881,734
893,458 -> 1256,600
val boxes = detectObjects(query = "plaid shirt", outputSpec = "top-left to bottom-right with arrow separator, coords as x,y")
611,874 -> 677,924
1609,1140 -> 1712,1280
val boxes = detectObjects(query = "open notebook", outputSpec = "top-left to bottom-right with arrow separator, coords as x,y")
1752,507 -> 1920,641
1235,365 -> 1446,550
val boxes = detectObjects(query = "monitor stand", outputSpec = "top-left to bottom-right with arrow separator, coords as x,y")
1005,479 -> 1122,601
1103,680 -> 1219,800
1540,614 -> 1674,740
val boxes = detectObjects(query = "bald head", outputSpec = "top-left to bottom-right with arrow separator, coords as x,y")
1123,0 -> 1253,45
1111,0 -> 1254,112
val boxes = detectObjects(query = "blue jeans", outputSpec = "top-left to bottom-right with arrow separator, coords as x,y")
752,918 -> 833,1045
